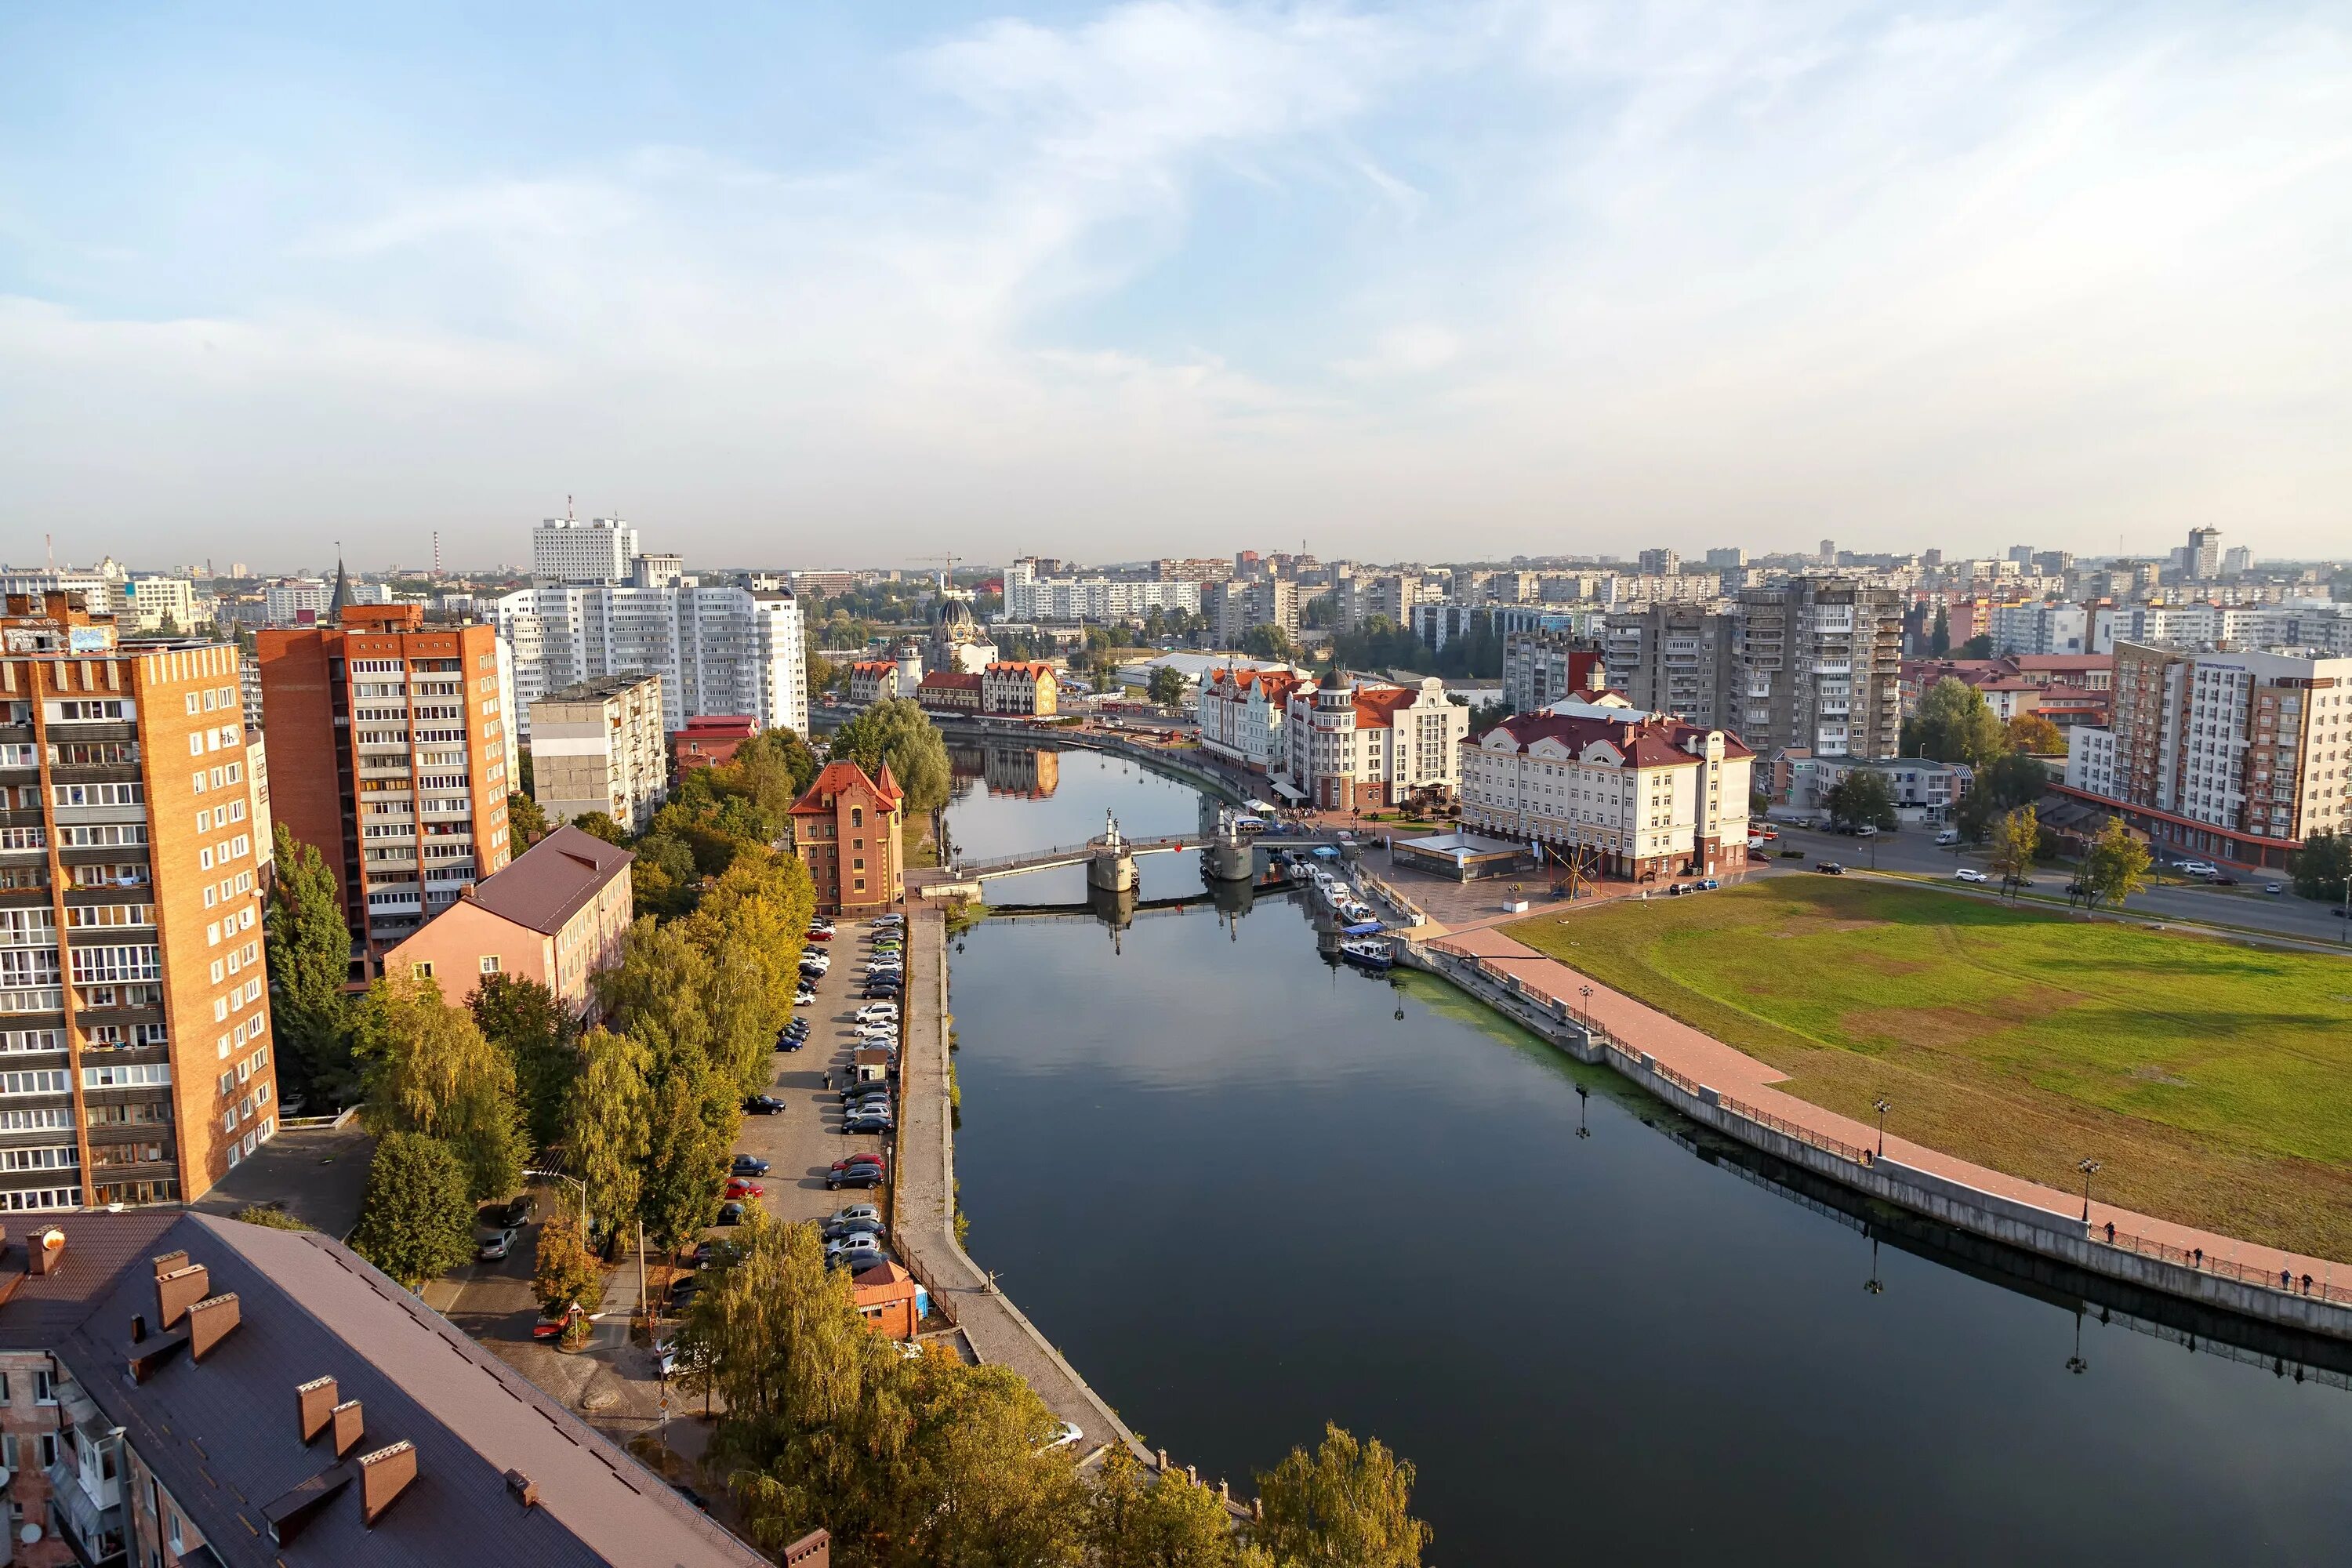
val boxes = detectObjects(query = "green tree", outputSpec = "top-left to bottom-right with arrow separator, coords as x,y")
1988,804 -> 2040,897
470,973 -> 578,1153
899,1358 -> 1089,1566
1959,633 -> 1994,659
1929,604 -> 1951,656
1976,751 -> 2050,812
1824,770 -> 1898,832
829,696 -> 952,813
2003,712 -> 2066,756
2289,828 -> 2351,904
1092,1448 -> 1245,1568
571,810 -> 626,845
353,969 -> 527,1201
264,823 -> 357,1106
594,918 -> 717,1065
349,1132 -> 476,1288
639,1062 -> 729,1252
532,1205 -> 602,1317
231,1203 -> 308,1231
1237,623 -> 1298,663
564,1026 -> 652,1240
509,789 -> 550,847
1147,665 -> 1189,708
1251,1424 -> 1432,1568
2078,818 -> 2152,910
1907,677 -> 2007,768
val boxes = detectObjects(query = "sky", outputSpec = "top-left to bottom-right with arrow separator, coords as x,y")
3,2 -> 2348,572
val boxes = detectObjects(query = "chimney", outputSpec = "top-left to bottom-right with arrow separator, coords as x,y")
27,1226 -> 66,1276
504,1469 -> 539,1509
358,1442 -> 418,1526
783,1530 -> 833,1568
332,1399 -> 366,1458
151,1249 -> 190,1279
188,1294 -> 240,1361
156,1263 -> 210,1327
298,1377 -> 339,1443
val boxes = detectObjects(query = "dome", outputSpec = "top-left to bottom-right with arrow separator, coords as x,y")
937,597 -> 975,631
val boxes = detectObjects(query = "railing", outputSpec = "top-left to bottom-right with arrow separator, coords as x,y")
2094,1223 -> 2352,1306
1717,1092 -> 1872,1165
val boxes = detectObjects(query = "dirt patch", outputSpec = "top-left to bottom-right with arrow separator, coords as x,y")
2129,1065 -> 2192,1088
1842,1006 -> 1995,1052
1848,955 -> 1931,977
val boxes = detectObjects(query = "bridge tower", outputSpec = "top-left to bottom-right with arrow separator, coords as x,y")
1203,807 -> 1254,883
1087,810 -> 1138,893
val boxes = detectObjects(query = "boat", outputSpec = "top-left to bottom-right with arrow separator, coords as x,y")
1338,938 -> 1394,971
1340,920 -> 1385,936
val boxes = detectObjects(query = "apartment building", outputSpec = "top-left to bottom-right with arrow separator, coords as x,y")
1987,601 -> 2090,656
119,575 -> 198,634
0,592 -> 279,1210
1196,666 -> 1311,775
847,661 -> 901,706
0,1210 -> 776,1568
385,825 -> 633,1014
1002,559 -> 1203,623
1458,697 -> 1752,881
2082,641 -> 2352,866
527,673 -> 666,834
1599,607 -> 1734,724
495,583 -> 807,737
1334,574 -> 1430,633
259,606 -> 514,973
532,515 -> 641,584
789,760 -> 905,916
1207,577 -> 1300,647
1281,677 -> 1466,811
979,661 -> 1058,717
1501,632 -> 1607,715
1733,579 -> 1904,760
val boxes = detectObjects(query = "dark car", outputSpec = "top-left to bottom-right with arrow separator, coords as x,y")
672,1484 -> 711,1512
669,1276 -> 700,1301
715,1202 -> 747,1225
499,1192 -> 535,1228
826,1163 -> 884,1191
1816,862 -> 1846,875
730,1155 -> 770,1177
844,1114 -> 895,1136
743,1094 -> 785,1115
861,985 -> 902,1000
822,1215 -> 886,1243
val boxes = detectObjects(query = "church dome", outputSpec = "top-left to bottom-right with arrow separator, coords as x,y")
937,597 -> 975,630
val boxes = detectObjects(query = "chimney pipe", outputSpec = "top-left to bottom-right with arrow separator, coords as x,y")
187,1293 -> 240,1361
504,1469 -> 539,1509
27,1226 -> 66,1276
130,1313 -> 147,1344
358,1442 -> 418,1526
332,1399 -> 365,1458
298,1377 -> 339,1443
157,1263 -> 211,1328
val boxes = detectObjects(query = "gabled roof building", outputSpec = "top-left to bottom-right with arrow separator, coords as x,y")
383,825 -> 633,1013
789,760 -> 905,916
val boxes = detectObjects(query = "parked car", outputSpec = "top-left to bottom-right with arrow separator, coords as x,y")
872,914 -> 904,928
724,1178 -> 764,1200
477,1227 -> 519,1261
828,1203 -> 883,1229
805,927 -> 833,942
862,987 -> 902,1001
1935,829 -> 1961,845
742,1094 -> 785,1115
1039,1421 -> 1084,1455
827,1163 -> 884,1190
2210,873 -> 2239,887
843,1112 -> 895,1135
1955,868 -> 1988,883
1853,826 -> 1878,838
731,1154 -> 770,1177
715,1202 -> 747,1225
1816,862 -> 1846,875
2266,883 -> 2285,895
832,1151 -> 887,1177
499,1192 -> 535,1228
1695,878 -> 1719,891
669,1275 -> 701,1301
825,1232 -> 883,1259
855,1004 -> 899,1022
824,1215 -> 886,1243
2176,860 -> 2220,879
532,1306 -> 586,1341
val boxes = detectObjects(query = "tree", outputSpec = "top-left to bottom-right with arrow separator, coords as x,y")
2003,712 -> 2066,756
1147,665 -> 1189,709
829,697 -> 952,814
1092,1448 -> 1246,1568
1987,804 -> 2039,897
1908,678 -> 2006,768
1958,633 -> 1994,659
509,789 -> 550,847
264,823 -> 357,1106
232,1203 -> 308,1231
1252,1424 -> 1432,1568
353,970 -> 527,1201
1976,751 -> 2050,812
2078,818 -> 2152,910
532,1206 -> 602,1318
571,810 -> 626,845
1237,623 -> 1298,663
594,918 -> 716,1065
1824,770 -> 1898,832
1929,604 -> 1951,656
470,974 -> 578,1154
2291,828 -> 2351,904
349,1133 -> 476,1288
563,1027 -> 652,1240
639,1062 -> 728,1252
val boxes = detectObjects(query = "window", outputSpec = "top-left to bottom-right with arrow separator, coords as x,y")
413,960 -> 435,978
480,955 -> 502,974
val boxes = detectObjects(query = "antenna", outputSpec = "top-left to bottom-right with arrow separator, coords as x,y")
567,494 -> 575,523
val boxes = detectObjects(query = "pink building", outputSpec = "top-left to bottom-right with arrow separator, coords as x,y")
383,825 -> 635,1013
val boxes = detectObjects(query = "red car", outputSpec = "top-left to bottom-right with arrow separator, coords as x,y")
532,1305 -> 586,1341
724,1179 -> 764,1200
805,928 -> 833,942
829,1152 -> 887,1179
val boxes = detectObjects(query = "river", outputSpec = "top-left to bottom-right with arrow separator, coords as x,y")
942,740 -> 2352,1566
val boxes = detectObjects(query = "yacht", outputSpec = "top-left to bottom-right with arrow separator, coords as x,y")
1338,937 -> 1394,971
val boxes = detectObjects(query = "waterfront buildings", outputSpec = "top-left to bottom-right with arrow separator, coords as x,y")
847,661 -> 902,706
385,824 -> 633,1014
2067,641 -> 2352,866
527,673 -> 666,833
1732,578 -> 1904,760
915,670 -> 982,714
789,760 -> 905,916
980,661 -> 1058,717
1282,676 -> 1468,811
1458,695 -> 1754,880
926,598 -> 997,675
1600,607 -> 1735,724
259,604 -> 515,973
0,592 -> 280,1209
1503,631 -> 1609,715
672,714 -> 757,775
1196,665 -> 1311,776
0,1209 -> 771,1568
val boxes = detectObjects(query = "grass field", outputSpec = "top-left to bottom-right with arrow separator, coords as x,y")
1503,879 -> 2352,1260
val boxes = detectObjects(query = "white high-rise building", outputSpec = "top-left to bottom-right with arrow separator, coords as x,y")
534,517 -> 641,585
497,583 -> 806,738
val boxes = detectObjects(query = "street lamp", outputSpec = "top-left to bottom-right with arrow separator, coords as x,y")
2077,1157 -> 2102,1223
525,1167 -> 590,1218
1872,1097 -> 1892,1157
1578,985 -> 1594,1032
2066,1309 -> 2088,1376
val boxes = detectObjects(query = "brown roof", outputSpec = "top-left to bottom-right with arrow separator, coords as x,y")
1480,708 -> 1752,768
466,824 -> 633,935
790,758 -> 906,815
984,661 -> 1056,678
918,670 -> 982,691
0,1209 -> 184,1350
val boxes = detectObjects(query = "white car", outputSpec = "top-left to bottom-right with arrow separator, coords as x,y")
855,1004 -> 898,1022
826,1232 -> 883,1259
871,916 -> 904,929
2176,861 -> 2220,879
829,1203 -> 883,1229
1038,1421 -> 1083,1455
1954,868 -> 1989,884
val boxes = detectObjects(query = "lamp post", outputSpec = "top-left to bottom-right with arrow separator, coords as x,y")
1578,985 -> 1594,1033
2066,1308 -> 2088,1376
525,1167 -> 590,1220
2077,1157 -> 2102,1224
1872,1097 -> 1891,1157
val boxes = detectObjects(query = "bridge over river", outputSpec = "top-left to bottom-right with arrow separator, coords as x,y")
936,811 -> 1343,894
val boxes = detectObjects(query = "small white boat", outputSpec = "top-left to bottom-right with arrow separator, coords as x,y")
1338,938 -> 1394,971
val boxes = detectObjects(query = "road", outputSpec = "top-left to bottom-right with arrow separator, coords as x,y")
1764,820 -> 2352,945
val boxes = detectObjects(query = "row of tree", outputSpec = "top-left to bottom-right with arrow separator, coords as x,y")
679,1214 -> 1431,1568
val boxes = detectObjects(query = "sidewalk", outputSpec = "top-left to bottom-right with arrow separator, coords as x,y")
1431,922 -> 2350,1288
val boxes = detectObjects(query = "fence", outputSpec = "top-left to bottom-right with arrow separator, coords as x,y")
1718,1091 -> 1874,1167
2098,1224 -> 2352,1307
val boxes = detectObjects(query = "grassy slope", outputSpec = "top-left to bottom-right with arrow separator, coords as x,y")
1504,879 -> 2352,1259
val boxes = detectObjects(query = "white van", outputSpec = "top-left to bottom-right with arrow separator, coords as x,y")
1935,829 -> 1960,845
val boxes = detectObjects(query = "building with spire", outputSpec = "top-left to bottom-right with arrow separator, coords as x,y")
788,760 -> 905,916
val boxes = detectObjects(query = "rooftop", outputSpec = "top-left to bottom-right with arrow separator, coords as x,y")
465,825 -> 633,935
536,672 -> 662,704
790,758 -> 905,815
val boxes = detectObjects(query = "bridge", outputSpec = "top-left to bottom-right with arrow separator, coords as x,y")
945,811 -> 1342,889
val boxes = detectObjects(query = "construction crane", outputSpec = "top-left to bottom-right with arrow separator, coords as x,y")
921,554 -> 964,595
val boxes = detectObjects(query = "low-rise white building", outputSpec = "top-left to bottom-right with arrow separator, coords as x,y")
1459,696 -> 1753,880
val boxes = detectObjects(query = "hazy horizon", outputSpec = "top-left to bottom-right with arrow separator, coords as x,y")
5,2 -> 2348,570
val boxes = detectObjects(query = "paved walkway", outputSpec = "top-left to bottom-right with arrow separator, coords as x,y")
1430,920 -> 2350,1287
896,902 -> 1142,1467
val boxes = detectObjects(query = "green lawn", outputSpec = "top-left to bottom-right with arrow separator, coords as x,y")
1504,879 -> 2352,1260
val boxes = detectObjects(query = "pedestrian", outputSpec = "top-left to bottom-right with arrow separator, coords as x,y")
2104,1220 -> 2114,1243
823,1070 -> 832,1091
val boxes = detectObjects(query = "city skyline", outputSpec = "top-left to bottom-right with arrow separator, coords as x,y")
5,2 -> 2350,564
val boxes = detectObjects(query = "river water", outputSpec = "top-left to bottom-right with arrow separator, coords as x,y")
942,742 -> 2352,1566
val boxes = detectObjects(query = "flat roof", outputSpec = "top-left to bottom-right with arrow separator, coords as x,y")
537,672 -> 662,703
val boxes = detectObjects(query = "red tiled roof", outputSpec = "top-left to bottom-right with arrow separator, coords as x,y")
918,670 -> 982,691
985,660 -> 1056,678
1480,709 -> 1751,767
677,714 -> 756,737
790,759 -> 904,815
1349,684 -> 1425,728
